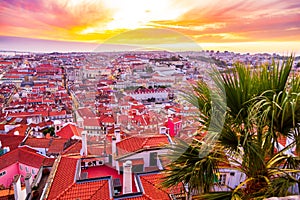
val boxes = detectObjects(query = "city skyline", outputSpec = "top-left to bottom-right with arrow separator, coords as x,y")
0,0 -> 300,54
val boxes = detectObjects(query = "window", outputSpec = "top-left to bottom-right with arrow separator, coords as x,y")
218,174 -> 226,186
25,167 -> 29,173
0,171 -> 6,177
20,164 -> 23,170
149,152 -> 158,166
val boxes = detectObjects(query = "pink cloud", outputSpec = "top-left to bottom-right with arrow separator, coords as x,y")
150,0 -> 300,42
0,0 -> 113,35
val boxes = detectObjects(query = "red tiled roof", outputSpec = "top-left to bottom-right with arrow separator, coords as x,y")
56,124 -> 83,139
18,147 -> 46,168
0,148 -> 19,169
100,115 -> 115,124
0,146 -> 46,170
7,124 -> 29,136
8,111 -> 48,118
0,134 -> 25,151
62,140 -> 82,155
23,138 -> 51,148
84,118 -> 101,127
49,110 -> 66,117
132,115 -> 150,126
138,173 -> 185,200
47,139 -> 68,154
47,156 -> 78,199
116,135 -> 169,158
0,124 -> 5,131
46,156 -> 112,200
131,105 -> 146,113
43,157 -> 56,167
77,108 -> 96,118
27,98 -> 43,103
57,179 -> 111,200
89,144 -> 112,156
139,174 -> 170,200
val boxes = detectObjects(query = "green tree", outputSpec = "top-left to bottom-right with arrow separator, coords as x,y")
162,56 -> 300,199
43,127 -> 55,137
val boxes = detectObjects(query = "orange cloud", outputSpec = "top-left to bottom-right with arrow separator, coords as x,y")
149,0 -> 300,42
0,0 -> 299,53
0,0 -> 116,41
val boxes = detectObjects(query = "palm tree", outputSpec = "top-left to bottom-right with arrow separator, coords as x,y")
162,56 -> 300,199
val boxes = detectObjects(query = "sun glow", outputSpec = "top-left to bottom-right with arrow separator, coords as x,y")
79,0 -> 190,33
0,0 -> 299,53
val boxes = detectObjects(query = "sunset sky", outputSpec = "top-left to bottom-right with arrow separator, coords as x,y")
0,0 -> 300,53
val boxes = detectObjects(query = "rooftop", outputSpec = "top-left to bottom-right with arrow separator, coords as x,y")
116,134 -> 170,158
0,146 -> 46,170
0,134 -> 25,151
56,123 -> 83,139
82,165 -> 138,194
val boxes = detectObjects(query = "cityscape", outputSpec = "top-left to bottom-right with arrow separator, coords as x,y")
0,1 -> 300,200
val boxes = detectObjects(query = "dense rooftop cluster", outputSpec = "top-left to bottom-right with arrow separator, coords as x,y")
0,50 -> 299,199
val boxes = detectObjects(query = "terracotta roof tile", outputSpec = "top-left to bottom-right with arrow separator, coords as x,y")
56,124 -> 83,139
7,124 -> 29,136
0,146 -> 46,170
100,115 -> 115,124
47,156 -> 78,199
46,156 -> 112,200
23,138 -> 51,148
49,110 -> 66,117
84,118 -> 101,127
18,147 -> 47,168
62,140 -> 82,155
77,108 -> 96,118
47,139 -> 68,154
43,157 -> 56,167
139,173 -> 170,200
0,134 -> 25,151
138,173 -> 185,200
116,135 -> 169,158
57,180 -> 111,200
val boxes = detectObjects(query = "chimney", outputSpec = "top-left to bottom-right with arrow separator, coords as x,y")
77,117 -> 84,128
122,160 -> 132,194
114,126 -> 121,142
116,113 -> 120,124
13,175 -> 22,200
111,136 -> 117,167
25,173 -> 33,196
80,131 -> 88,156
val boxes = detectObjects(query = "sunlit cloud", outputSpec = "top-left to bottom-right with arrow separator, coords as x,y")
0,0 -> 299,53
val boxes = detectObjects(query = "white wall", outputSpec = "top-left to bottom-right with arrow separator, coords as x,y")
117,148 -> 169,171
